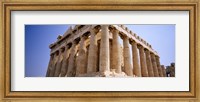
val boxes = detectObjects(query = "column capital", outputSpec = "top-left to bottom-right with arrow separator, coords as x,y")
72,38 -> 80,46
150,52 -> 155,55
60,47 -> 65,53
50,53 -> 54,56
155,55 -> 160,59
66,43 -> 72,48
130,39 -> 137,45
144,48 -> 149,52
138,44 -> 144,49
110,27 -> 119,34
121,34 -> 129,40
81,34 -> 88,39
55,50 -> 59,55
90,28 -> 99,34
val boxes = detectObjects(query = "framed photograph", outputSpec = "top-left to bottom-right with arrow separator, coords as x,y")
0,0 -> 199,101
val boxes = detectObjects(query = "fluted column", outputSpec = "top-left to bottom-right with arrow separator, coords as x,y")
123,36 -> 133,76
111,29 -> 121,73
49,52 -> 59,77
144,49 -> 154,77
138,45 -> 148,77
109,41 -> 112,72
54,48 -> 64,77
150,53 -> 159,77
67,41 -> 78,77
161,65 -> 166,77
76,36 -> 87,76
99,25 -> 110,73
131,41 -> 141,77
46,54 -> 54,77
156,56 -> 163,77
87,29 -> 98,73
60,44 -> 70,77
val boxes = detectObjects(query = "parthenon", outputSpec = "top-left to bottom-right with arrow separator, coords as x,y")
46,25 -> 170,77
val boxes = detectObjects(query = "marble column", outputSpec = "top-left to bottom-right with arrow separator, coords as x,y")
46,54 -> 54,77
87,29 -> 98,73
67,41 -> 78,77
138,45 -> 148,77
156,56 -> 163,77
54,48 -> 65,77
76,36 -> 87,76
109,40 -> 112,72
150,53 -> 159,77
99,25 -> 110,73
123,36 -> 133,76
60,44 -> 70,77
49,52 -> 59,77
144,49 -> 154,77
111,29 -> 121,73
131,41 -> 141,77
161,65 -> 167,77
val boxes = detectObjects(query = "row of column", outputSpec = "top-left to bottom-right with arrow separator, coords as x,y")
46,28 -> 99,77
46,25 -> 166,77
109,26 -> 166,77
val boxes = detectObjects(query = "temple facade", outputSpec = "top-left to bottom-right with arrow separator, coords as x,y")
46,25 -> 170,77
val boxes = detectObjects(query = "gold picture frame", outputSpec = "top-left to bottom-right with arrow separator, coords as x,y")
0,0 -> 199,101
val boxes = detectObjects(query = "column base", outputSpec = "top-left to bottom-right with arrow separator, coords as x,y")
75,70 -> 137,77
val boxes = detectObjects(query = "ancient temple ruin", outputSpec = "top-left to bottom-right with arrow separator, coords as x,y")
166,63 -> 175,77
46,25 -> 170,77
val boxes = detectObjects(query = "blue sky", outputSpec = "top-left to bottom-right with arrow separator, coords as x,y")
25,25 -> 175,77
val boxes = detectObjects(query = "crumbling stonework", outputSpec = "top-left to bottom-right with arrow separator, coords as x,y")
46,25 -> 171,77
166,63 -> 175,77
